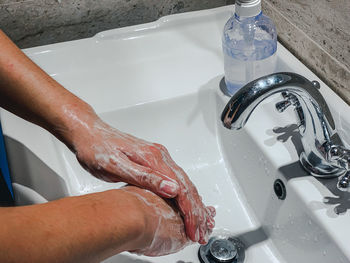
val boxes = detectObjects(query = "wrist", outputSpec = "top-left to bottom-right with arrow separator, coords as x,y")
85,189 -> 151,254
53,101 -> 99,151
119,188 -> 155,252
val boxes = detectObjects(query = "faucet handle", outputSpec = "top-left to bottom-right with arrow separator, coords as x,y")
328,145 -> 350,170
338,171 -> 350,191
328,145 -> 350,191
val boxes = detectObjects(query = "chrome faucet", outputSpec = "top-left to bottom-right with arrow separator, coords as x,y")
221,72 -> 350,190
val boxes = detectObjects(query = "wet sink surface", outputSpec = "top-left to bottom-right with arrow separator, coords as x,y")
1,5 -> 350,263
95,88 -> 283,263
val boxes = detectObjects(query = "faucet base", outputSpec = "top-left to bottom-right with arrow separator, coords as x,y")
300,152 -> 346,178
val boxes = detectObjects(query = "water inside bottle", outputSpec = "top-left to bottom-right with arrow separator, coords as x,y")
223,26 -> 277,95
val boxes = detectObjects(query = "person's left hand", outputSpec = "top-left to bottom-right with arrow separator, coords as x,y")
121,186 -> 190,256
70,117 -> 215,244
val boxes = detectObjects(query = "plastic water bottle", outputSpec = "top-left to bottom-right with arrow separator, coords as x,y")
222,0 -> 277,95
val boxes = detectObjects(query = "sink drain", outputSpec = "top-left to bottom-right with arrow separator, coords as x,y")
198,235 -> 245,263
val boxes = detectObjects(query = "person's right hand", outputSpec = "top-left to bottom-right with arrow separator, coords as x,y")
122,186 -> 189,256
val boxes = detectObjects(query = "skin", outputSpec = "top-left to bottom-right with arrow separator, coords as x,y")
72,117 -> 216,243
0,29 -> 215,244
0,28 -> 216,259
0,186 -> 189,262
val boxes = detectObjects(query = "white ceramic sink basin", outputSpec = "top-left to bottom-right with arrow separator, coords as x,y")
1,5 -> 350,263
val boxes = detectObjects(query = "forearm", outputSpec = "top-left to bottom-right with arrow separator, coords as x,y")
0,190 -> 147,263
0,31 -> 215,244
0,30 -> 96,149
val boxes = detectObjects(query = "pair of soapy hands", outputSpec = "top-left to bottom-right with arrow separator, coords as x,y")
72,118 -> 215,256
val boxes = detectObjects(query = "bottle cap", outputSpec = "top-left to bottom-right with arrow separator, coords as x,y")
235,0 -> 261,18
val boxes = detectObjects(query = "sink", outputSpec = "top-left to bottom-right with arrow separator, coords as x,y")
1,5 -> 350,263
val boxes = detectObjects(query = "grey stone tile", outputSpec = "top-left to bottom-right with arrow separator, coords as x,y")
263,0 -> 350,105
264,0 -> 350,71
0,0 -> 229,48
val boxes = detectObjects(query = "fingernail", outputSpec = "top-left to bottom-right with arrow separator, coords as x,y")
159,180 -> 179,197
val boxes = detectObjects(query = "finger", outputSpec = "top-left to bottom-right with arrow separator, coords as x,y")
182,206 -> 207,245
144,146 -> 212,244
205,228 -> 213,244
177,190 -> 209,244
200,223 -> 213,245
200,233 -> 210,245
176,192 -> 201,243
183,212 -> 200,242
109,152 -> 180,198
207,216 -> 215,229
198,212 -> 208,245
207,206 -> 216,217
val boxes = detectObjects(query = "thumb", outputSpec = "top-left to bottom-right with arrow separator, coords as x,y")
158,179 -> 180,198
111,153 -> 180,198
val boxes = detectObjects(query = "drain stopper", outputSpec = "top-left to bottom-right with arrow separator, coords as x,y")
210,239 -> 237,262
198,236 -> 245,263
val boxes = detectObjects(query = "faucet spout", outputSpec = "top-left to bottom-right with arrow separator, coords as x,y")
221,72 -> 347,179
222,72 -> 334,131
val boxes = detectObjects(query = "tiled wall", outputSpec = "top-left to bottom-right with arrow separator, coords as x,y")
0,0 -> 233,48
263,0 -> 350,104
